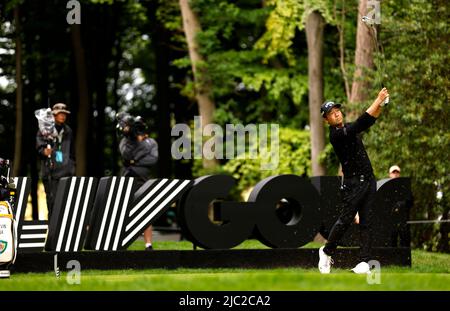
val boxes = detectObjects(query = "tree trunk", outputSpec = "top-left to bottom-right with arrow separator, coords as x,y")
92,62 -> 108,177
85,5 -> 115,177
349,0 -> 375,118
154,29 -> 172,178
71,24 -> 89,176
305,11 -> 326,176
147,0 -> 172,178
22,15 -> 38,219
179,0 -> 218,169
334,0 -> 351,101
13,6 -> 23,177
112,38 -> 121,176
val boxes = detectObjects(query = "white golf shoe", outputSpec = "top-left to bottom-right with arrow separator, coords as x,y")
351,262 -> 371,274
318,246 -> 333,274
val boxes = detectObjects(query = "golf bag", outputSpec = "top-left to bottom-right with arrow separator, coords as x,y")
0,200 -> 16,267
0,158 -> 17,277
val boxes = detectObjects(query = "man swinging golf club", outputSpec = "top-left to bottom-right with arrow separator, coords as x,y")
318,87 -> 390,274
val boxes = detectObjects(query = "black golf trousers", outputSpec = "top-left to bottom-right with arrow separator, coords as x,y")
323,174 -> 377,262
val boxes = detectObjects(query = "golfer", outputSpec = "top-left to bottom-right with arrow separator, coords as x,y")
318,87 -> 390,274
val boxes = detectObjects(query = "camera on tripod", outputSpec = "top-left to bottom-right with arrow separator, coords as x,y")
116,112 -> 147,139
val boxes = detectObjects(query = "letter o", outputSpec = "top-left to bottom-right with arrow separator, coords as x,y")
178,175 -> 255,249
248,175 -> 321,248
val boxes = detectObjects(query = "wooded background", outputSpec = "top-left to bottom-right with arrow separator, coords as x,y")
0,0 -> 448,252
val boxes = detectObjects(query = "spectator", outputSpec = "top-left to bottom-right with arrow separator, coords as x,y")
389,165 -> 412,247
389,165 -> 401,178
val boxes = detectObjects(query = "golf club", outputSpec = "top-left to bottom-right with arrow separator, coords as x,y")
362,15 -> 389,105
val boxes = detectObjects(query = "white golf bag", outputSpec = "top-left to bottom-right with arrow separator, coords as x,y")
0,201 -> 16,268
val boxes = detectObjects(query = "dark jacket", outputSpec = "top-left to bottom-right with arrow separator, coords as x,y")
36,124 -> 76,179
119,137 -> 158,183
329,112 -> 377,178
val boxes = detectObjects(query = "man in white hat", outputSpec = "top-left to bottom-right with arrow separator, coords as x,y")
388,165 -> 412,247
36,103 -> 75,217
389,165 -> 401,179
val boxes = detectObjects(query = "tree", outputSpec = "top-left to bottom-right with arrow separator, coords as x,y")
72,24 -> 89,176
179,0 -> 217,169
255,0 -> 334,176
366,0 -> 449,252
188,0 -> 307,128
145,0 -> 173,178
13,5 -> 22,176
305,11 -> 326,175
348,0 -> 374,117
332,0 -> 351,101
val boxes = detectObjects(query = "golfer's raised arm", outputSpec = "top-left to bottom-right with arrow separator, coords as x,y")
366,88 -> 389,118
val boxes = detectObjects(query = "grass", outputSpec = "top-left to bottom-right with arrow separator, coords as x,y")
125,238 -> 322,250
0,240 -> 448,291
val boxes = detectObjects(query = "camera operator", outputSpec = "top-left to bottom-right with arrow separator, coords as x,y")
118,114 -> 158,250
36,103 -> 75,218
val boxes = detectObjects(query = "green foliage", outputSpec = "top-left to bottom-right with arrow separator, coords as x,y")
191,157 -> 229,179
89,0 -> 114,4
255,0 -> 334,65
156,0 -> 186,47
240,66 -> 308,106
189,127 -> 311,199
222,127 -> 311,198
364,0 -> 449,251
4,0 -> 23,12
1,0 -> 446,253
185,0 -> 310,129
205,50 -> 309,108
318,142 -> 339,175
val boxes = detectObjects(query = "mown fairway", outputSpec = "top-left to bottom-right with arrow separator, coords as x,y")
1,241 -> 449,291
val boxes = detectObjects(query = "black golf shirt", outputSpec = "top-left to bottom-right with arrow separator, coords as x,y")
329,112 -> 377,178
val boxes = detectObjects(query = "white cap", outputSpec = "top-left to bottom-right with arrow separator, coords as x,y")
389,165 -> 401,174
